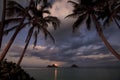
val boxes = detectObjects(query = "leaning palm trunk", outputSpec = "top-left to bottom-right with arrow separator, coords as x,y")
0,3 -> 31,62
0,18 -> 25,62
0,0 -> 6,48
17,28 -> 33,65
92,14 -> 120,60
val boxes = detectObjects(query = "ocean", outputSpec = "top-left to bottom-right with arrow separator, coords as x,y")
24,68 -> 120,80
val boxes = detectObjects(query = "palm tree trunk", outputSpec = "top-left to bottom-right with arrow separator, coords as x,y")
0,20 -> 25,62
17,29 -> 33,65
0,0 -> 6,49
114,18 -> 120,29
0,4 -> 31,62
92,14 -> 120,60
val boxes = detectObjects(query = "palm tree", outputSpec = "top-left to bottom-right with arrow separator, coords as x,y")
0,0 -> 32,62
17,0 -> 60,65
66,0 -> 120,60
102,0 -> 120,29
17,16 -> 60,65
17,27 -> 34,65
0,0 -> 60,64
0,0 -> 6,49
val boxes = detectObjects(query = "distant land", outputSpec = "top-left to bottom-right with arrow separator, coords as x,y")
47,64 -> 58,68
22,65 -> 120,68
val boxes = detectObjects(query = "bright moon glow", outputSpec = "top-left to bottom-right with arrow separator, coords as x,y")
54,64 -> 58,66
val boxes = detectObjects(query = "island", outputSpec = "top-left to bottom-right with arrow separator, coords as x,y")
47,64 -> 58,68
70,64 -> 79,68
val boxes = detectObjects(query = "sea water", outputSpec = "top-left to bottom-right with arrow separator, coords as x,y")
24,68 -> 120,80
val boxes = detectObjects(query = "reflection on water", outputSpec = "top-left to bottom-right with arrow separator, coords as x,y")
54,68 -> 58,80
25,68 -> 120,80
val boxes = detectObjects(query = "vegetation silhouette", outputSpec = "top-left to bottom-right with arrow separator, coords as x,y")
47,64 -> 58,68
0,60 -> 35,80
0,0 -> 60,65
65,0 -> 120,60
70,64 -> 79,68
0,0 -> 60,79
0,0 -> 120,80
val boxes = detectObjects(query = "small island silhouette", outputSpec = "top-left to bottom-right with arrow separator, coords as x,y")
70,64 -> 79,68
47,64 -> 58,68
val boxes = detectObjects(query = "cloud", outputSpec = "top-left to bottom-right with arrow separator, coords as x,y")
79,54 -> 113,60
2,20 -> 120,67
6,54 -> 65,67
1,0 -> 120,67
4,40 -> 120,67
50,0 -> 73,20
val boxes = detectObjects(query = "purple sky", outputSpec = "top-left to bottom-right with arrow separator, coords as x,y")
0,0 -> 120,67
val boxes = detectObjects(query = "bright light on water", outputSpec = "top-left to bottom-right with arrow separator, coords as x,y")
54,68 -> 58,80
25,68 -> 120,80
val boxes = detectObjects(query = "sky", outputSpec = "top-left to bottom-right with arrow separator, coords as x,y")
0,0 -> 120,67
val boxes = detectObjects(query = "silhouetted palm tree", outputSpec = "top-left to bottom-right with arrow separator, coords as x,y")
101,0 -> 120,29
17,0 -> 60,65
0,0 -> 33,62
17,16 -> 60,65
0,0 -> 60,64
0,1 -> 35,62
66,0 -> 120,60
0,0 -> 6,49
17,0 -> 59,65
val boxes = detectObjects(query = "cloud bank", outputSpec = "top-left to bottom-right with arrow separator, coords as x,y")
0,0 -> 120,67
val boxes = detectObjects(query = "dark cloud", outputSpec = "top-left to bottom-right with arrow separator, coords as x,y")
42,21 -> 120,66
6,19 -> 120,66
1,0 -> 120,67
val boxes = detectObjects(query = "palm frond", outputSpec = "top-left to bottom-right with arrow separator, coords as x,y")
6,7 -> 24,17
43,27 -> 55,43
103,17 -> 112,27
7,0 -> 25,10
41,20 -> 49,28
81,0 -> 94,6
73,14 -> 87,32
43,0 -> 52,8
51,22 -> 58,30
115,14 -> 120,20
44,16 -> 60,29
3,25 -> 18,35
36,0 -> 41,5
4,22 -> 29,36
37,22 -> 55,43
43,0 -> 47,4
86,15 -> 92,30
65,13 -> 80,19
25,27 -> 34,43
114,18 -> 120,29
5,18 -> 23,25
19,22 -> 31,31
97,6 -> 110,20
33,30 -> 38,48
112,1 -> 120,10
115,6 -> 120,13
6,0 -> 25,17
94,0 -> 107,7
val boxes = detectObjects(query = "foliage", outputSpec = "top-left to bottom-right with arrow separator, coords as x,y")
0,0 -> 60,64
5,0 -> 60,47
66,0 -> 120,60
0,60 -> 35,80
